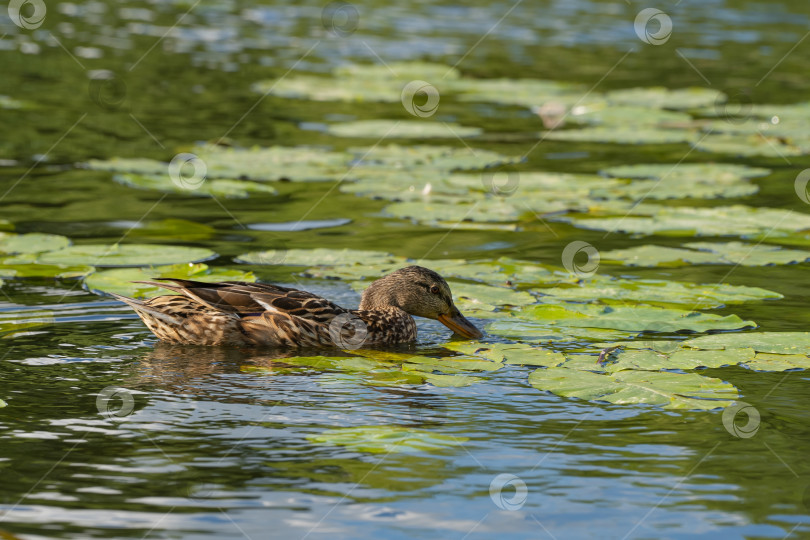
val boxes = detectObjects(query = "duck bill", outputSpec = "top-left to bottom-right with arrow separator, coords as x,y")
438,312 -> 483,339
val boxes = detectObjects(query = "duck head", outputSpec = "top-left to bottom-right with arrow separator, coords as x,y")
359,265 -> 483,339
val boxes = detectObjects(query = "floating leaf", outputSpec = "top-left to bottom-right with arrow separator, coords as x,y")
236,248 -> 403,267
528,367 -> 738,409
0,233 -> 71,255
450,281 -> 536,308
570,105 -> 692,126
487,320 -> 635,343
514,303 -> 755,333
605,87 -> 726,110
538,275 -> 782,308
446,341 -> 564,367
693,133 -> 803,157
601,163 -> 770,182
307,426 -> 466,454
0,258 -> 93,279
327,120 -> 482,139
38,244 -> 216,267
684,332 -> 810,355
114,173 -> 278,198
543,126 -> 697,145
744,353 -> 810,372
562,205 -> 810,237
600,242 -> 810,267
599,348 -> 755,372
0,398 -> 5,407
85,263 -> 255,297
349,144 -> 518,171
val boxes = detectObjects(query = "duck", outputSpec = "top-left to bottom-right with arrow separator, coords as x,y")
112,265 -> 483,347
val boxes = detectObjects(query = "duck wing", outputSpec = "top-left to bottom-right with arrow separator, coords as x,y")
137,279 -> 348,323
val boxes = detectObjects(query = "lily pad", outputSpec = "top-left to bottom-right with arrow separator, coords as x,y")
599,348 -> 755,372
528,367 -> 738,410
601,163 -> 770,182
446,341 -> 564,367
85,263 -> 255,298
307,425 -> 466,454
684,332 -> 810,355
38,244 -> 216,267
0,398 -> 5,407
236,248 -> 404,267
563,205 -> 810,237
693,133 -> 803,158
114,173 -> 278,198
600,242 -> 810,267
327,120 -> 482,139
543,126 -> 696,145
514,303 -> 755,333
744,353 -> 810,372
605,87 -> 726,110
0,258 -> 94,279
0,233 -> 71,255
538,276 -> 782,308
349,144 -> 518,172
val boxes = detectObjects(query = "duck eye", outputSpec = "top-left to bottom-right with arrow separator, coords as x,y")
430,285 -> 440,294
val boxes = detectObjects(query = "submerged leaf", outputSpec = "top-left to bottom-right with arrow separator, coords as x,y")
307,426 -> 466,453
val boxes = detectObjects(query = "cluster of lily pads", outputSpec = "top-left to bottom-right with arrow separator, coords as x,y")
253,61 -> 810,156
230,247 -> 810,410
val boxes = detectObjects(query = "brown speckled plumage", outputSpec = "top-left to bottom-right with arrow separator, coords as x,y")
113,266 -> 483,347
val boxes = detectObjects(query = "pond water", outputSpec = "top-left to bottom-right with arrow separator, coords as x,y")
2,0 -> 810,538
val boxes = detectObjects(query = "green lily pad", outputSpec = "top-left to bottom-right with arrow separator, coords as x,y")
38,244 -> 216,267
0,258 -> 94,279
0,398 -> 6,407
89,145 -> 351,183
384,198 -> 522,224
599,348 -> 755,372
448,77 -> 583,108
528,367 -> 738,410
114,173 -> 278,198
684,332 -> 810,355
487,319 -> 635,343
543,126 -> 697,145
514,303 -> 755,333
236,248 -> 404,267
449,281 -> 536,308
600,242 -> 810,267
349,144 -> 518,172
445,341 -> 565,367
563,205 -> 810,237
307,426 -> 466,454
327,120 -> 482,139
0,233 -> 71,255
744,353 -> 810,372
606,87 -> 726,110
538,276 -> 782,308
570,105 -> 692,126
602,163 -> 770,182
693,133 -> 803,157
85,263 -> 255,298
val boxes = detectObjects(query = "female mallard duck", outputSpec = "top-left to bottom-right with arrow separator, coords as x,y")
112,265 -> 483,347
